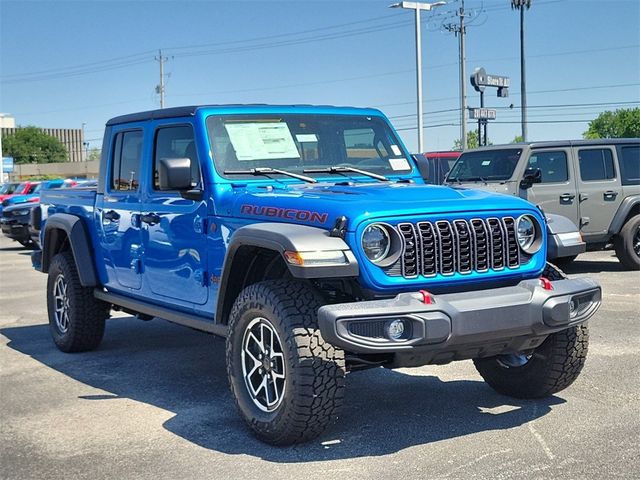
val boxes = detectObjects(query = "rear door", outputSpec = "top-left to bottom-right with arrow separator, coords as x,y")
575,146 -> 623,237
526,148 -> 579,225
97,128 -> 144,290
141,122 -> 209,305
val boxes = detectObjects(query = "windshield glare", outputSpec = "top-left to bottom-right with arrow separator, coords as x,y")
206,114 -> 413,180
448,149 -> 523,182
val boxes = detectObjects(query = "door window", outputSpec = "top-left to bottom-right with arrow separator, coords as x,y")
619,145 -> 640,185
111,130 -> 143,191
527,151 -> 568,183
153,125 -> 200,189
578,148 -> 615,181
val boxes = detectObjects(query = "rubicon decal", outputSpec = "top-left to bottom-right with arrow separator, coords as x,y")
240,204 -> 328,224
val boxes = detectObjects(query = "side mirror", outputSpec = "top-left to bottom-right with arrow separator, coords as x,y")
520,167 -> 542,189
158,158 -> 192,191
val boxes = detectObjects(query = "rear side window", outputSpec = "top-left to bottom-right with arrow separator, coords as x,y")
578,148 -> 615,181
153,125 -> 200,189
111,130 -> 143,191
528,151 -> 568,183
618,145 -> 640,185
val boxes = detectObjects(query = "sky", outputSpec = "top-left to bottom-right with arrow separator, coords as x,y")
1,0 -> 639,154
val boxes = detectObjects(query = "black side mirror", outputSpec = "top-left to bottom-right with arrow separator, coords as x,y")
158,158 -> 192,191
520,167 -> 542,189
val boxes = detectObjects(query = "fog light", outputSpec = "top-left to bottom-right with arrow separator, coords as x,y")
569,298 -> 579,317
386,319 -> 406,340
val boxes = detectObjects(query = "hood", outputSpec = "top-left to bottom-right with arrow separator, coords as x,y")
221,181 -> 538,231
445,180 -> 519,196
2,194 -> 39,207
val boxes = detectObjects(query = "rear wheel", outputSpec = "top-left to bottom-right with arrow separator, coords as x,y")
47,251 -> 110,352
614,215 -> 640,270
474,324 -> 589,398
226,280 -> 346,445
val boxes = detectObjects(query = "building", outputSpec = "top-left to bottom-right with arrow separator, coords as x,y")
0,115 -> 86,163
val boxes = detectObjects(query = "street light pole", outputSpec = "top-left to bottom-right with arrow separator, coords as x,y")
389,1 -> 446,153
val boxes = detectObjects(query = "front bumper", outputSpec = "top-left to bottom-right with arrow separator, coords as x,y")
0,219 -> 30,242
547,231 -> 586,260
318,277 -> 601,364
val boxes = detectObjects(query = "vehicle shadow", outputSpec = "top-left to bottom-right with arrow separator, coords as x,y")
561,255 -> 626,274
2,317 -> 564,462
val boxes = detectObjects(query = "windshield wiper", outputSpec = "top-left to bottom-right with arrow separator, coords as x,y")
303,166 -> 388,182
224,167 -> 317,184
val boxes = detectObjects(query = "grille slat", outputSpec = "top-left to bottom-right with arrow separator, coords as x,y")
393,217 -> 520,278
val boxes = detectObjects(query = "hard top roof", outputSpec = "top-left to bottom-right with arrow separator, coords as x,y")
106,104 -> 384,126
466,138 -> 640,151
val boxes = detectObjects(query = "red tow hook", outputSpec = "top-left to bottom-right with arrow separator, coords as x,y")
539,277 -> 554,291
419,290 -> 434,304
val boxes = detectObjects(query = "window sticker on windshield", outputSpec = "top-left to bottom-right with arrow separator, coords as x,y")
225,122 -> 300,161
481,160 -> 491,166
296,133 -> 317,143
389,157 -> 410,171
391,145 -> 402,156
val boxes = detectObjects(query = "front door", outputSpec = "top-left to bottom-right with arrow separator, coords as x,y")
142,123 -> 209,305
574,146 -> 623,238
97,128 -> 144,290
525,148 -> 579,226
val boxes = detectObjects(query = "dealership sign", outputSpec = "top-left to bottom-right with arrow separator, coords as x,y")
2,157 -> 14,173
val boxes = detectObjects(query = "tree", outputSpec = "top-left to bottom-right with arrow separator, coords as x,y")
512,135 -> 524,143
583,108 -> 640,139
2,126 -> 68,164
452,131 -> 492,150
87,148 -> 101,162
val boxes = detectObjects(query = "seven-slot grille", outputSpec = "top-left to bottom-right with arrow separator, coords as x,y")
395,217 -> 520,278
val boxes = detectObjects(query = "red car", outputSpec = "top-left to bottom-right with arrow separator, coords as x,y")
413,151 -> 461,185
0,181 -> 39,202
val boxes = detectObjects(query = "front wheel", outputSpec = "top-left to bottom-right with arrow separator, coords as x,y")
473,324 -> 589,398
47,251 -> 110,352
226,280 -> 346,445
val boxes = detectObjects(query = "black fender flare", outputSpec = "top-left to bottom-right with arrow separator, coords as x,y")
609,195 -> 640,235
215,222 -> 358,323
42,213 -> 99,287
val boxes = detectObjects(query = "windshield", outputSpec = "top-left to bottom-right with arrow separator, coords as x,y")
447,148 -> 523,182
206,114 -> 413,180
0,183 -> 19,194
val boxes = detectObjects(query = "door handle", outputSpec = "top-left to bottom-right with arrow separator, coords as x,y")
559,193 -> 575,202
103,210 -> 120,221
603,190 -> 618,200
141,213 -> 161,226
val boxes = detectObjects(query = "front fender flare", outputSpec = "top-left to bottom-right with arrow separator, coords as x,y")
215,222 -> 358,323
42,213 -> 98,287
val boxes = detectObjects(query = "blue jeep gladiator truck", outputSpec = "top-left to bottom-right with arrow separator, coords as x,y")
34,105 -> 601,445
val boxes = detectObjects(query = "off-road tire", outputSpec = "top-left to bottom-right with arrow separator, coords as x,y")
543,261 -> 568,280
614,214 -> 640,270
47,251 -> 110,352
226,280 -> 346,445
473,324 -> 589,398
552,255 -> 577,270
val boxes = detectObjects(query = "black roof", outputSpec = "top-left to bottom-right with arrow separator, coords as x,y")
104,103 -> 371,126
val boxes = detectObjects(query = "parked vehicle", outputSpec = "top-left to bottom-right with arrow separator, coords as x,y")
413,151 -> 461,185
416,150 -> 585,263
0,182 -> 22,202
0,181 -> 40,215
1,202 -> 37,247
33,105 -> 601,445
447,139 -> 640,269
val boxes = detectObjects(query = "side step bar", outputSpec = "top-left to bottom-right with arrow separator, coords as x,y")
94,289 -> 227,337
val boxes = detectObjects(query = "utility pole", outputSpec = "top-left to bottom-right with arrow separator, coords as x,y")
444,0 -> 467,149
519,6 -> 527,141
155,50 -> 168,109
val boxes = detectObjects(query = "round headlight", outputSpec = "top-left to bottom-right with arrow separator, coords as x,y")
362,224 -> 391,263
517,215 -> 541,254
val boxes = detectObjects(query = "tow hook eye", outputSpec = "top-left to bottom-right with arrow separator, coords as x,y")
539,277 -> 553,291
419,289 -> 434,304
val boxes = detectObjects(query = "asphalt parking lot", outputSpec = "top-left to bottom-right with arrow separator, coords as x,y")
0,234 -> 638,480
